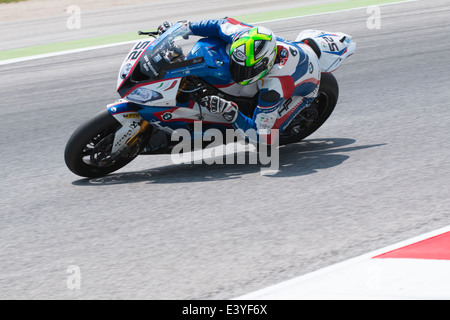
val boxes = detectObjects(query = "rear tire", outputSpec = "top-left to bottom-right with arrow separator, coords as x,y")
64,110 -> 140,178
280,72 -> 339,145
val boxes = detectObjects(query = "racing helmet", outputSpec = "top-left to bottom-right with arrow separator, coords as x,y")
229,27 -> 277,85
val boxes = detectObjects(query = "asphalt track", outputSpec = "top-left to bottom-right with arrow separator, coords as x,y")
1,0 -> 450,300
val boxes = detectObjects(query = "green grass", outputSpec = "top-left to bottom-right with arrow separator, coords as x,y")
237,0 -> 410,22
0,0 -> 29,3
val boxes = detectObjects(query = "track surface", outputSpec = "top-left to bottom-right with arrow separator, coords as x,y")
1,0 -> 450,299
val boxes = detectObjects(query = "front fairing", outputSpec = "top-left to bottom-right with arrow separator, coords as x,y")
117,22 -> 192,98
116,22 -> 232,107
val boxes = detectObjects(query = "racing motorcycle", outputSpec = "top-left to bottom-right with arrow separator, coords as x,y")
64,21 -> 355,178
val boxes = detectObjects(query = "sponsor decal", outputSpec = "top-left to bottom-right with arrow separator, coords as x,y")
123,113 -> 140,119
309,62 -> 314,74
113,121 -> 139,148
232,48 -> 246,62
289,47 -> 298,57
278,97 -> 292,117
162,112 -> 173,121
278,46 -> 289,66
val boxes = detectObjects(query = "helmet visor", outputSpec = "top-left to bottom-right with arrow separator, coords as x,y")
230,57 -> 269,84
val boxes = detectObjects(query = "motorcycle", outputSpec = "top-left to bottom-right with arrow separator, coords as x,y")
64,21 -> 355,178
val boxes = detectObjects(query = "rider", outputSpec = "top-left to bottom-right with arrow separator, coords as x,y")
158,18 -> 321,145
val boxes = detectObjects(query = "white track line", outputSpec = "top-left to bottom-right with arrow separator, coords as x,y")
0,40 -> 137,66
0,0 -> 421,66
235,225 -> 450,300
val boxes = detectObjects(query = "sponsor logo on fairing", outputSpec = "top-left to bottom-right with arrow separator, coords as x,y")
162,112 -> 172,121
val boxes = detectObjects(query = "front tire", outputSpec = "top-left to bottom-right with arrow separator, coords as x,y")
64,110 -> 140,178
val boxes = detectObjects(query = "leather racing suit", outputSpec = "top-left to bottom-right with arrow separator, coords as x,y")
189,18 -> 321,144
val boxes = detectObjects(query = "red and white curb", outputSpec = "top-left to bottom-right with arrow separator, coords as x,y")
236,225 -> 450,299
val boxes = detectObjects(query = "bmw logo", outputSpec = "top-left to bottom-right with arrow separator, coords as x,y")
162,112 -> 172,121
309,62 -> 314,74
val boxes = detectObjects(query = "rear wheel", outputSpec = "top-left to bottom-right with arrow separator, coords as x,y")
64,110 -> 143,178
280,72 -> 339,145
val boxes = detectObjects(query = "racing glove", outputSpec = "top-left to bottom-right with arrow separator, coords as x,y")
201,96 -> 239,123
157,21 -> 172,36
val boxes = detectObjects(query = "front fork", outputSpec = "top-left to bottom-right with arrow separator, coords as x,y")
107,100 -> 152,155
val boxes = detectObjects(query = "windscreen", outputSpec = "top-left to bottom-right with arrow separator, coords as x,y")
118,22 -> 205,97
134,23 -> 193,81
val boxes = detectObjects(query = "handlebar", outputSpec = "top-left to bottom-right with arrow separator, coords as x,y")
138,30 -> 159,37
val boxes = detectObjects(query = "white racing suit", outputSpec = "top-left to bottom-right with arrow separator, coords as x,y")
189,18 -> 321,145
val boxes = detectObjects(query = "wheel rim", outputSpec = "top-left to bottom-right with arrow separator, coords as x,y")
81,127 -> 118,168
282,91 -> 329,138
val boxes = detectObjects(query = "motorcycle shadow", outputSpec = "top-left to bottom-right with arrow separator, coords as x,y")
72,138 -> 385,185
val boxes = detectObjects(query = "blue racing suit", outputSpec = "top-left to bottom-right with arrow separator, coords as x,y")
190,18 -> 321,144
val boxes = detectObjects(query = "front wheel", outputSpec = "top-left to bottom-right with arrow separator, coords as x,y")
64,110 -> 142,178
280,72 -> 339,145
